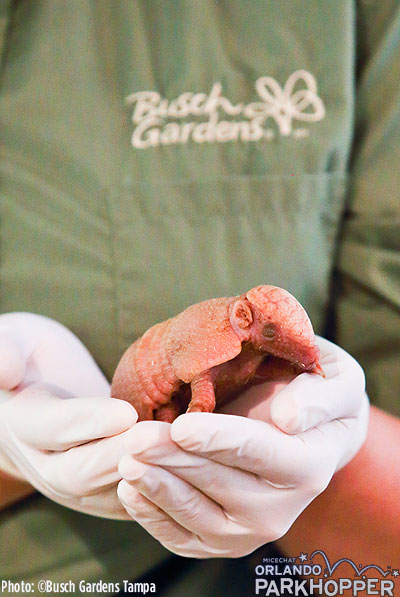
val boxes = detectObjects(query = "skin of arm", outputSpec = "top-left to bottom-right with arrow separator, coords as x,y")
276,405 -> 400,566
0,470 -> 35,510
271,11 -> 399,572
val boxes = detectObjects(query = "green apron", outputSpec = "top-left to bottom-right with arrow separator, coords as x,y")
0,1 -> 399,594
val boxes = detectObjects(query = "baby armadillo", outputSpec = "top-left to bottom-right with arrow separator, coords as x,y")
111,285 -> 323,422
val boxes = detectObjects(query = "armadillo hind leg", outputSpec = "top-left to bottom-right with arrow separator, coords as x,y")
154,400 -> 181,422
187,371 -> 216,413
132,398 -> 156,422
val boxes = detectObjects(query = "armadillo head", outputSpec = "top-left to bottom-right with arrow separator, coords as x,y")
229,285 -> 322,373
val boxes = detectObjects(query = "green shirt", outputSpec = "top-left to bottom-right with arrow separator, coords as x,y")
0,1 -> 399,594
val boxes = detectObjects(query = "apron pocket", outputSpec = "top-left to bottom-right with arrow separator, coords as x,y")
106,172 -> 347,353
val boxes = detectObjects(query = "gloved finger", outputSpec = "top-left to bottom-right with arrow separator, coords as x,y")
139,414 -> 355,493
123,422 -> 264,513
118,449 -> 306,552
8,387 -> 137,450
120,444 -> 301,529
117,479 -> 232,558
123,422 -> 316,523
124,420 -> 300,486
0,329 -> 25,390
57,484 -> 133,520
124,421 -> 215,468
170,413 -> 313,482
312,391 -> 370,471
21,324 -> 111,398
11,429 -> 133,498
271,338 -> 366,433
0,312 -> 110,397
118,455 -> 236,538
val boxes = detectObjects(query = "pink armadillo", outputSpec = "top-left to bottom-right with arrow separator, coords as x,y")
111,285 -> 323,422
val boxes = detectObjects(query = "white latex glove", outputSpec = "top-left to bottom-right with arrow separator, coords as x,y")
0,312 -> 137,519
118,336 -> 369,557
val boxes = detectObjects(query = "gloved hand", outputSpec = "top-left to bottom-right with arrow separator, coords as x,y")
0,312 -> 137,518
118,336 -> 369,557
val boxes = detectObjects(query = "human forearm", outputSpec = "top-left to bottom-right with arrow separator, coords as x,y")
277,406 -> 400,563
0,469 -> 35,510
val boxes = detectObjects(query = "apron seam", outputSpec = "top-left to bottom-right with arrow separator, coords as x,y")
102,186 -> 124,368
121,170 -> 347,189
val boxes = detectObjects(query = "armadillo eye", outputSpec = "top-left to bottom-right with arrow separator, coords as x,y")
262,323 -> 277,339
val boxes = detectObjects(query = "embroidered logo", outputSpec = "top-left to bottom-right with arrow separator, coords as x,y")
125,69 -> 325,149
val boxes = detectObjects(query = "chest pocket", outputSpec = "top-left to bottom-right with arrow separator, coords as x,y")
106,172 -> 346,360
0,161 -> 346,381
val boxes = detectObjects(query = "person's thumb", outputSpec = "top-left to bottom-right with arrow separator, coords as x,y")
0,329 -> 25,390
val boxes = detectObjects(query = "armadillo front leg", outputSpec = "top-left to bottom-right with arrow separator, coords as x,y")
187,370 -> 216,413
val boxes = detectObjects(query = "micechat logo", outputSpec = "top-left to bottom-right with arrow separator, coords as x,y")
254,550 -> 398,596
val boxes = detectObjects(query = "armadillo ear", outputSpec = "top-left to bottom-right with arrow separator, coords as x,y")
231,299 -> 253,329
166,297 -> 242,383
